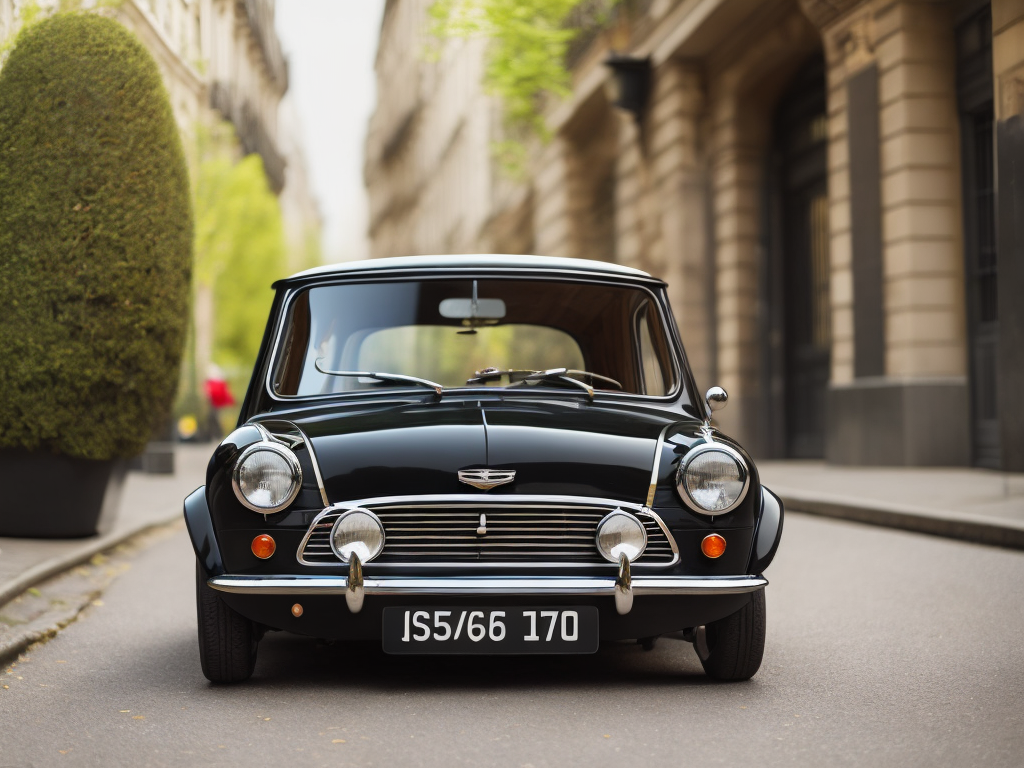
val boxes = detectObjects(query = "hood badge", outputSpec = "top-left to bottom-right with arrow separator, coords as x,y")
459,469 -> 516,491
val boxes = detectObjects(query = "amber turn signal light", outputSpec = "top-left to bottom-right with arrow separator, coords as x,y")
251,534 -> 276,560
701,533 -> 726,559
291,603 -> 303,618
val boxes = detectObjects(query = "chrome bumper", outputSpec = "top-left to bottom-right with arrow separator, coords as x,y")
208,573 -> 768,616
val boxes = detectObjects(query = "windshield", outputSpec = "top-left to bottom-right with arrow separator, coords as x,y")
271,279 -> 677,397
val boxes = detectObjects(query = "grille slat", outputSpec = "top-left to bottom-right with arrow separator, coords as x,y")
298,502 -> 676,566
386,537 -> 599,544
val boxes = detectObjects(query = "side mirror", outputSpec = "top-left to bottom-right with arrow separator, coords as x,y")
705,386 -> 728,415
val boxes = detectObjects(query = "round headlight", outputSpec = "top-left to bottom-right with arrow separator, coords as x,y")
232,443 -> 302,513
595,510 -> 647,563
676,443 -> 749,514
331,509 -> 385,563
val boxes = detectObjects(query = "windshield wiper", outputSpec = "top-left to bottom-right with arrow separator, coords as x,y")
314,359 -> 444,397
467,367 -> 597,399
467,367 -> 623,399
519,368 -> 595,399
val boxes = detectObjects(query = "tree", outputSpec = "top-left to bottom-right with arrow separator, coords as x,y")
0,12 -> 192,460
185,122 -> 287,427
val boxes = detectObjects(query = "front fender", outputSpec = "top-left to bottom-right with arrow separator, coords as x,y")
748,486 -> 784,573
184,486 -> 225,578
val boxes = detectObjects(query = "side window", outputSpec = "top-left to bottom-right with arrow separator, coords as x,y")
637,303 -> 672,396
273,290 -> 311,396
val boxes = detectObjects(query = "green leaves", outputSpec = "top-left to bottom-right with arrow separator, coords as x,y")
429,0 -> 619,174
430,0 -> 578,139
191,122 -> 287,405
0,13 -> 192,460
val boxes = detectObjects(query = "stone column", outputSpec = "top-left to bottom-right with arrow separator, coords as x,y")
614,114 -> 646,271
809,0 -> 970,465
533,137 -> 577,259
647,62 -> 714,391
876,3 -> 967,387
708,93 -> 766,447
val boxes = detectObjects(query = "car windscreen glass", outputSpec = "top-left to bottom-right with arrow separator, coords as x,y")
271,279 -> 677,397
356,325 -> 584,386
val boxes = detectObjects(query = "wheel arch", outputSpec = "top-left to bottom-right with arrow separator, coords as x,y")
748,486 -> 784,574
184,486 -> 225,578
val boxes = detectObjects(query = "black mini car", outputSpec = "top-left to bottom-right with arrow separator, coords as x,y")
185,255 -> 783,683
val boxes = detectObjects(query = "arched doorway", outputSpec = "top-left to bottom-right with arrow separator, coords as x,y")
765,54 -> 831,458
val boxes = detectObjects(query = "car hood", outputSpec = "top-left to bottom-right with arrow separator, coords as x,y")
269,399 -> 683,504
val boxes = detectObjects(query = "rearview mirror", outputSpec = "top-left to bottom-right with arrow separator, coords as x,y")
439,297 -> 506,320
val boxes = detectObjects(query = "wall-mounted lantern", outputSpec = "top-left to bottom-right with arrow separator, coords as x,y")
603,55 -> 652,126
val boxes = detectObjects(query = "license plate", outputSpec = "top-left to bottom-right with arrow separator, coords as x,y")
382,606 -> 599,655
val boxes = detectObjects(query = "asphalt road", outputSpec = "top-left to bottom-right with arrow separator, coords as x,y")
2,513 -> 1023,768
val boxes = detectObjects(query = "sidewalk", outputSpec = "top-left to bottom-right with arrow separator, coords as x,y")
759,460 -> 1024,550
0,443 -> 210,609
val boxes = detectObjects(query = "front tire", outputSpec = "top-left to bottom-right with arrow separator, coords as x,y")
196,561 -> 258,683
695,589 -> 766,681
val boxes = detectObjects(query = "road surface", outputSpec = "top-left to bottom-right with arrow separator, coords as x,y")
2,513 -> 1022,767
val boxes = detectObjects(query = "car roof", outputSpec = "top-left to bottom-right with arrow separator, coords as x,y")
274,254 -> 658,287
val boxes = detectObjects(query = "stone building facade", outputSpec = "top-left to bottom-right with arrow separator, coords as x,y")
365,0 -> 1024,471
3,0 -> 302,207
0,0 -> 14,45
116,0 -> 290,194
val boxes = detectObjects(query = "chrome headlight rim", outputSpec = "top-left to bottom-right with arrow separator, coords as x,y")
675,442 -> 750,516
594,509 -> 648,564
329,507 -> 386,564
232,441 -> 303,514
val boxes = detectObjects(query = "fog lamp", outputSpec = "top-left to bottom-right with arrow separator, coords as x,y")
701,533 -> 727,559
331,509 -> 385,563
251,534 -> 276,559
595,510 -> 647,563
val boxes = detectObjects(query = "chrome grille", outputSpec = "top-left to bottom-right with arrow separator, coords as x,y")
298,499 -> 677,567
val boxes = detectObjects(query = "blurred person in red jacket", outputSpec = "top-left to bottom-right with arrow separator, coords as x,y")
204,364 -> 235,440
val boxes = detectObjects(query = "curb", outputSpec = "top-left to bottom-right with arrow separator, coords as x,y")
0,509 -> 181,665
0,508 -> 181,610
0,601 -> 93,667
774,487 -> 1024,550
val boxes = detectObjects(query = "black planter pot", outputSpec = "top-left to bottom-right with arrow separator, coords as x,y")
0,449 -> 127,538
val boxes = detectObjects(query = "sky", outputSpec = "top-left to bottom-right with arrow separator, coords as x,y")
275,0 -> 386,264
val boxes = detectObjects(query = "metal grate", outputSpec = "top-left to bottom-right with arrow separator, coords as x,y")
299,502 -> 676,567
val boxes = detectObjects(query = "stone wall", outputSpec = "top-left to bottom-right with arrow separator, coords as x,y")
366,0 -> 494,259
815,0 -> 971,465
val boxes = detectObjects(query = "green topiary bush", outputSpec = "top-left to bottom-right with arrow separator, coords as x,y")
0,12 -> 193,460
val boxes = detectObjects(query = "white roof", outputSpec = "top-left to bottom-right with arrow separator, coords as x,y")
282,254 -> 653,282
